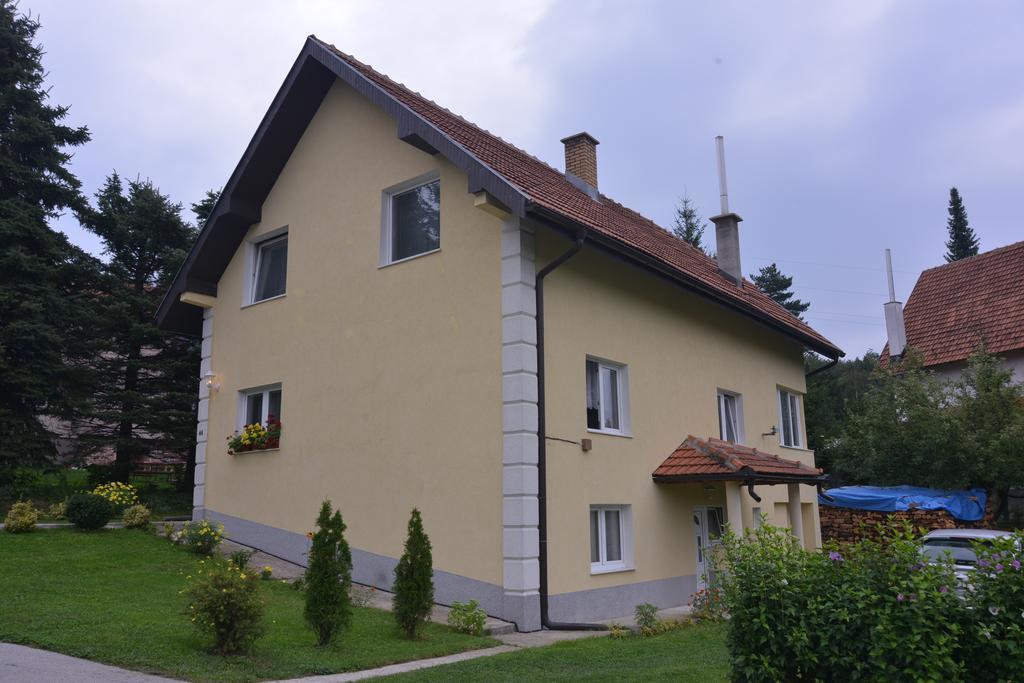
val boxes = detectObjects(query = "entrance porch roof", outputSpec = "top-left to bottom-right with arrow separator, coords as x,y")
652,436 -> 826,486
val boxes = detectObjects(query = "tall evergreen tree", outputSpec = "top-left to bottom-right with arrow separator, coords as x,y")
191,189 -> 220,228
944,187 -> 979,262
671,194 -> 707,252
0,1 -> 98,482
393,508 -> 434,639
75,174 -> 199,479
750,262 -> 810,319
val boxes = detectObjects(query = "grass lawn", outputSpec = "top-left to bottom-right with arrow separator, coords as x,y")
0,529 -> 495,682
382,622 -> 731,681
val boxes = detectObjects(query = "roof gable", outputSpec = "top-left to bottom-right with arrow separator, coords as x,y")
157,37 -> 841,359
881,240 -> 1024,367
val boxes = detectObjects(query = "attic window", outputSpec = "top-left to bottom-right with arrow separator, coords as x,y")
381,174 -> 441,265
251,234 -> 288,303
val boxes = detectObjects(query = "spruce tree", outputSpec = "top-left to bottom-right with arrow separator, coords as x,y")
943,187 -> 979,262
751,263 -> 810,319
0,1 -> 98,482
304,500 -> 353,646
191,189 -> 220,228
393,508 -> 434,638
74,174 -> 199,479
671,194 -> 707,252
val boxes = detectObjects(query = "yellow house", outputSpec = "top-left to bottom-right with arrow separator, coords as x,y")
157,37 -> 843,632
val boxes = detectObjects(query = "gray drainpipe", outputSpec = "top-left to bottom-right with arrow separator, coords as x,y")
806,355 -> 839,378
534,227 -> 606,631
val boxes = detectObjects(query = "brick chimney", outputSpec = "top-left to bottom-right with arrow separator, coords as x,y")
561,132 -> 599,197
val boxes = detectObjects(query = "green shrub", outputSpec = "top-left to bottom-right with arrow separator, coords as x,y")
122,504 -> 151,530
393,508 -> 434,639
716,522 -> 963,682
4,501 -> 39,533
229,549 -> 255,570
259,565 -> 273,580
183,558 -> 265,654
176,519 -> 224,555
304,500 -> 353,647
961,533 -> 1024,680
633,602 -> 660,633
47,501 -> 66,520
447,600 -> 486,636
66,493 -> 113,531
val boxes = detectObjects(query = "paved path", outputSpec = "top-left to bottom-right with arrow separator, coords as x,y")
268,646 -> 517,682
0,644 -> 177,682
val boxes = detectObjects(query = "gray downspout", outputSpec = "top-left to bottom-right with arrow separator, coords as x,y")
535,228 -> 606,631
806,355 -> 839,378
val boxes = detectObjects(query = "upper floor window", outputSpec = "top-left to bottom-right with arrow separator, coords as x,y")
717,391 -> 742,443
586,357 -> 630,434
251,233 -> 288,303
778,388 -> 803,448
381,174 -> 440,265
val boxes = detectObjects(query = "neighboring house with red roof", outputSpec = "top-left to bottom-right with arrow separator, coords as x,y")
881,240 -> 1024,383
156,36 -> 841,630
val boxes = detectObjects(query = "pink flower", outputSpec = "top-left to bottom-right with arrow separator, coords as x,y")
897,593 -> 905,602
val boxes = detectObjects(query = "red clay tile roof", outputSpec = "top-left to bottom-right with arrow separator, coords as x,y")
880,240 -> 1024,367
317,40 -> 841,359
652,435 -> 824,483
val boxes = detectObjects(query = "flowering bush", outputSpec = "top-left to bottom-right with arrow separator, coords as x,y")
122,504 -> 152,530
227,418 -> 282,453
260,565 -> 273,580
961,533 -> 1024,680
47,501 -> 66,519
183,558 -> 265,654
716,522 -> 963,682
447,600 -> 487,636
4,501 -> 39,533
688,585 -> 726,623
173,520 -> 225,556
91,481 -> 140,512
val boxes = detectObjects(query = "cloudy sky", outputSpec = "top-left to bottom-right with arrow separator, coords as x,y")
31,0 -> 1024,357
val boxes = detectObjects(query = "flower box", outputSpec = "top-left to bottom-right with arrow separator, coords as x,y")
227,419 -> 282,455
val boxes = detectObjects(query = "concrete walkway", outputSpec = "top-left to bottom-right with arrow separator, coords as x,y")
0,643 -> 177,682
268,646 -> 517,682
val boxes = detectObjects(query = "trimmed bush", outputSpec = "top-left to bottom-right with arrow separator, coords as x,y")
447,600 -> 486,636
4,501 -> 39,533
122,504 -> 151,530
304,500 -> 353,647
66,493 -> 113,531
47,501 -> 66,520
183,558 -> 265,654
393,508 -> 434,639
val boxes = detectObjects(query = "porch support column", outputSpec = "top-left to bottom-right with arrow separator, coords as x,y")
725,481 -> 744,534
788,483 -> 804,546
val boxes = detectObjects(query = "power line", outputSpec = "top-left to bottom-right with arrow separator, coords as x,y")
751,256 -> 915,275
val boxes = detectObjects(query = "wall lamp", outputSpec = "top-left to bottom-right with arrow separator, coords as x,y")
761,426 -> 777,437
202,371 -> 220,392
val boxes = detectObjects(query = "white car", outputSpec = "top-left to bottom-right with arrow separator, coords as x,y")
919,529 -> 1014,591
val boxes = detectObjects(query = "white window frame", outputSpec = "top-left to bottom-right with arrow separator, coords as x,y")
777,387 -> 804,449
379,171 -> 441,267
237,384 -> 282,431
585,356 -> 631,436
589,505 -> 634,575
242,226 -> 288,307
716,390 -> 744,443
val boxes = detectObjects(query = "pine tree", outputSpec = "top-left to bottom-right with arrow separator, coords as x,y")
393,508 -> 434,639
74,174 -> 199,479
944,187 -> 979,262
671,194 -> 707,252
304,500 -> 353,646
0,1 -> 98,482
191,189 -> 220,228
751,263 -> 810,319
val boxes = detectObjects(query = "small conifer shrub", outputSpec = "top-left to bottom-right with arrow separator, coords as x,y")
66,493 -> 113,530
393,508 -> 434,638
304,500 -> 353,646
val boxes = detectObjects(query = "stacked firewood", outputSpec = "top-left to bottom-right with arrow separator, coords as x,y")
819,503 -> 996,545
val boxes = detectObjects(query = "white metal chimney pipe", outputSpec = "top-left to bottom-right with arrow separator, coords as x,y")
715,135 -> 729,214
883,249 -> 907,357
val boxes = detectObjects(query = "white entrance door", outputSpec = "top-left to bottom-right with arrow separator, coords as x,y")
694,508 -> 709,591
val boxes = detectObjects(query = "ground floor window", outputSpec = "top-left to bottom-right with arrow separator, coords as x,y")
590,505 -> 632,573
240,385 -> 282,428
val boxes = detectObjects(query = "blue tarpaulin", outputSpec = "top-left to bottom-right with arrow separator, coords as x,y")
819,486 -> 987,522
